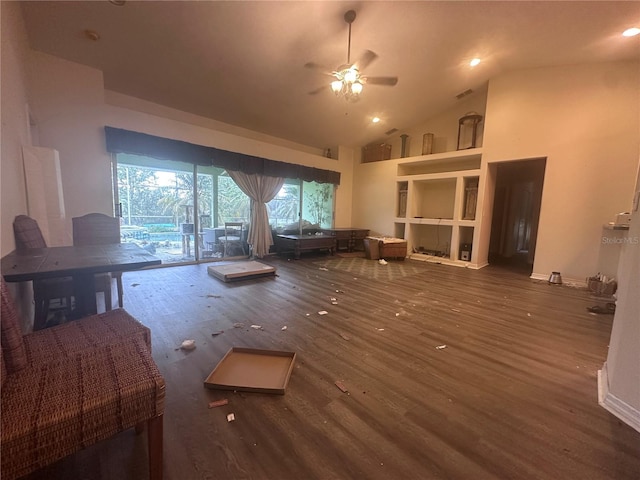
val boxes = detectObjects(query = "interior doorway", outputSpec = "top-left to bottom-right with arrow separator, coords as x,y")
488,158 -> 546,274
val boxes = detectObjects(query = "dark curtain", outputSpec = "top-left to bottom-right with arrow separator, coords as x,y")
104,127 -> 341,185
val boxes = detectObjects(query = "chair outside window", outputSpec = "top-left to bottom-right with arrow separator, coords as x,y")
12,215 -> 75,330
202,228 -> 217,257
72,213 -> 123,309
220,222 -> 246,257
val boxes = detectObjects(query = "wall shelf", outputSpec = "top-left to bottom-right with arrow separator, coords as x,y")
397,148 -> 482,176
395,148 -> 483,267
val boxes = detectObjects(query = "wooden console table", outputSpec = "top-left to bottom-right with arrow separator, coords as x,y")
320,228 -> 369,252
275,234 -> 336,259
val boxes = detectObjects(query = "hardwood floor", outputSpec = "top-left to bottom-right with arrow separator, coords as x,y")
25,255 -> 640,480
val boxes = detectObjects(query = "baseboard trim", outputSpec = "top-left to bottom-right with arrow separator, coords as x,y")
598,364 -> 640,433
530,272 -> 587,287
530,273 -> 548,281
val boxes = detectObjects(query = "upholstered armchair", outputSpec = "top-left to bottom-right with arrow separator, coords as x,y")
0,280 -> 165,480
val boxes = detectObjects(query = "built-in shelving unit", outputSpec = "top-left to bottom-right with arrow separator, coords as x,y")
395,148 -> 483,267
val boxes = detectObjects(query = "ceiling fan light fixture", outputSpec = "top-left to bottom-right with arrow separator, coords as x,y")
331,80 -> 343,93
344,67 -> 358,84
305,9 -> 397,101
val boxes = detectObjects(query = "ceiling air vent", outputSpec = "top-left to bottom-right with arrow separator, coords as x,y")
385,128 -> 398,135
456,89 -> 473,100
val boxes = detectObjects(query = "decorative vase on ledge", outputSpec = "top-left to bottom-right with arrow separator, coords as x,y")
456,112 -> 483,150
422,133 -> 434,155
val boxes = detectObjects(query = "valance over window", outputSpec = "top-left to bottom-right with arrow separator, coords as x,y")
104,127 -> 341,185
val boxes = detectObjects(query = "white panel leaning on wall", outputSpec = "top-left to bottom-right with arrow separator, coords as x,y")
22,146 -> 67,247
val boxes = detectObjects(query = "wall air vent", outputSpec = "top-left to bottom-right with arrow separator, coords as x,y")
385,128 -> 398,135
456,89 -> 473,100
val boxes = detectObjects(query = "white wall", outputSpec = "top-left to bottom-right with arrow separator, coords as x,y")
481,61 -> 639,282
351,93 -> 488,238
23,51 -> 355,234
1,2 -> 39,329
351,158 -> 399,237
385,89 -> 487,159
600,164 -> 640,431
105,90 -> 324,157
26,50 -> 111,243
1,1 -> 31,255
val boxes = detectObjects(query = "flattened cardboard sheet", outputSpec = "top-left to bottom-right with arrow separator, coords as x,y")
207,261 -> 276,282
204,347 -> 296,395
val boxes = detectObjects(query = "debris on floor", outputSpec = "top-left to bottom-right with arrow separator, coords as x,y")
319,267 -> 329,271
318,310 -> 328,315
587,274 -> 617,296
208,399 -> 229,409
435,344 -> 447,350
339,333 -> 351,341
180,339 -> 196,350
335,380 -> 349,393
233,323 -> 244,328
378,259 -> 388,265
281,326 -> 288,331
226,413 -> 236,422
587,303 -> 616,314
250,324 -> 263,330
211,331 -> 224,336
376,328 -> 385,332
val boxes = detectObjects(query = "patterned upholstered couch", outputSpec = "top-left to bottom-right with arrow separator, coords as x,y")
0,280 -> 165,480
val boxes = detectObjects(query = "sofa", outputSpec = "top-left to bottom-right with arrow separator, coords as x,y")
270,220 -> 322,254
0,280 -> 166,480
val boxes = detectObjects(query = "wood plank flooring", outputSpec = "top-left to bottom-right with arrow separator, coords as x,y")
24,255 -> 640,480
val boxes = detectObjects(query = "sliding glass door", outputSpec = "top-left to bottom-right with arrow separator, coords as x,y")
268,180 -> 335,234
115,153 -> 201,264
113,153 -> 335,263
302,180 -> 334,230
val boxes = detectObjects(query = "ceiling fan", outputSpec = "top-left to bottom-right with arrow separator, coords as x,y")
305,10 -> 398,101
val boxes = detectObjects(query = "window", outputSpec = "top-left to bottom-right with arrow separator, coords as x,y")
114,153 -> 335,261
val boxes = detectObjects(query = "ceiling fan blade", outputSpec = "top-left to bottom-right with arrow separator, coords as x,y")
355,50 -> 378,70
308,85 -> 328,95
363,76 -> 398,86
304,62 -> 335,76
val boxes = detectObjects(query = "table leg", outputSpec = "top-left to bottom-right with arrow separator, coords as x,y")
72,273 -> 98,318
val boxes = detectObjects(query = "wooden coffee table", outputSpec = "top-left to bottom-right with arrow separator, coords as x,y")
275,234 -> 336,259
321,228 -> 369,252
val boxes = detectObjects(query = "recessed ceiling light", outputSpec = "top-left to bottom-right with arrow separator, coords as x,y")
470,58 -> 481,67
372,117 -> 381,123
622,27 -> 640,37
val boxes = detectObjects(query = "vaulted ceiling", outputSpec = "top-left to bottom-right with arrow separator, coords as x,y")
20,1 -> 640,151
